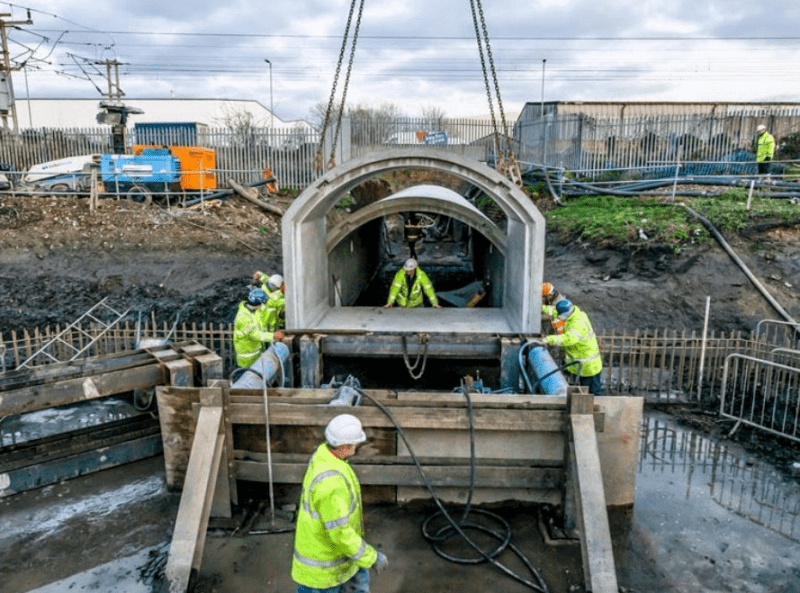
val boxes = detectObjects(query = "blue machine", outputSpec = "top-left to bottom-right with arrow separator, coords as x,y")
100,148 -> 181,194
525,343 -> 569,396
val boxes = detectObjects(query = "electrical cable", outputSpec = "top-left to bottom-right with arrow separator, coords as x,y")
354,385 -> 551,592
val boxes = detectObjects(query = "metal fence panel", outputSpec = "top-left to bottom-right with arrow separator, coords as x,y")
720,353 -> 800,443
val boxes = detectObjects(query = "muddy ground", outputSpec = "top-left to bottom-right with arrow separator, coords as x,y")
2,183 -> 799,336
1,182 -> 800,592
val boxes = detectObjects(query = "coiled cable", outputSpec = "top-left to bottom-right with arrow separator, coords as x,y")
355,385 -> 551,592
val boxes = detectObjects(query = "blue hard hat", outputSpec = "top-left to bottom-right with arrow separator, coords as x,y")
555,299 -> 573,316
247,288 -> 268,306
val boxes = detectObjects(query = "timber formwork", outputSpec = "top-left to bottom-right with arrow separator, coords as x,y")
159,382 -> 638,593
0,341 -> 223,497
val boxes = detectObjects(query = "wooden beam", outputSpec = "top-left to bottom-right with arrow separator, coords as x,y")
570,413 -> 619,593
0,349 -> 169,391
228,402 -> 567,432
236,456 -> 564,489
165,405 -> 224,593
0,364 -> 167,417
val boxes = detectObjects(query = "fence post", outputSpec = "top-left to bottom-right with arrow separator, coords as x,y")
697,296 -> 711,403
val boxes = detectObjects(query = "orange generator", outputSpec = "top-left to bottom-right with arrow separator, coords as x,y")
133,145 -> 217,191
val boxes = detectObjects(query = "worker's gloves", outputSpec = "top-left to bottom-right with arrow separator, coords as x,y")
373,551 -> 388,573
272,330 -> 285,342
252,271 -> 263,284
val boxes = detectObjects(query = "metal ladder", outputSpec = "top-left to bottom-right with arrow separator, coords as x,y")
16,297 -> 131,369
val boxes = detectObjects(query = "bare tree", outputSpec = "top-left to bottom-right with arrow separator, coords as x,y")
421,105 -> 446,130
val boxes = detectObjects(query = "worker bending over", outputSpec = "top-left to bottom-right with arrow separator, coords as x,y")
253,271 -> 286,329
233,288 -> 284,368
541,282 -> 566,335
292,414 -> 388,593
540,299 -> 603,395
384,258 -> 441,308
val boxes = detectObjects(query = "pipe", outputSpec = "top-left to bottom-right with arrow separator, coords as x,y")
675,202 -> 798,328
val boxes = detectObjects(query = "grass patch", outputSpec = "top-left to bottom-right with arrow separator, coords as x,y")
544,194 -> 800,250
690,193 -> 800,233
544,196 -> 704,249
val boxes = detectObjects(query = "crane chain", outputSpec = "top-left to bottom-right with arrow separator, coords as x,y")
471,0 -> 523,187
315,0 -> 361,173
469,0 -> 499,154
328,0 -> 365,169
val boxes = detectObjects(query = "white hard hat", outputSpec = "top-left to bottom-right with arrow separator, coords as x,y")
267,274 -> 284,291
756,124 -> 766,132
403,258 -> 418,271
325,414 -> 367,447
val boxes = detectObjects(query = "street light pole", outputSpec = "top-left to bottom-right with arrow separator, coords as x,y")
540,59 -> 546,118
264,59 -> 274,129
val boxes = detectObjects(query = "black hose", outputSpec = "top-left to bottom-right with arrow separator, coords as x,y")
355,387 -> 551,592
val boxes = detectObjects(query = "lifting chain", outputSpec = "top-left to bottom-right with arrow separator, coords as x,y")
469,0 -> 523,187
402,333 -> 430,380
314,0 -> 365,174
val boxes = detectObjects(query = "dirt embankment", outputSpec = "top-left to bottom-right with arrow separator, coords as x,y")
1,190 -> 799,337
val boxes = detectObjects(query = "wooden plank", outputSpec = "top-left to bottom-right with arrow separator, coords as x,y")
571,414 -> 619,593
165,406 -> 224,593
155,387 -> 221,490
0,349 -> 165,390
237,451 -> 564,467
236,458 -> 563,489
0,364 -> 168,417
165,358 -> 194,387
228,403 -> 567,432
230,389 -> 569,409
194,352 -> 224,385
220,383 -> 238,507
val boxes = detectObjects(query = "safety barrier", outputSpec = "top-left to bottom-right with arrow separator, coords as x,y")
720,353 -> 800,443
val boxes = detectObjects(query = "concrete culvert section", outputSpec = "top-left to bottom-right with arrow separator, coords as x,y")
282,147 -> 545,334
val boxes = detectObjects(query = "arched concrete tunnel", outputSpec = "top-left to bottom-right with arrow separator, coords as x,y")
282,147 -> 546,336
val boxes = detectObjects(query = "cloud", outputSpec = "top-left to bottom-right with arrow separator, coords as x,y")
3,0 -> 798,122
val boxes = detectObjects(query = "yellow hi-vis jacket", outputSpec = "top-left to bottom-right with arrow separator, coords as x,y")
291,443 -> 377,589
233,301 -> 276,367
386,268 -> 438,308
258,284 -> 285,331
757,131 -> 775,162
541,304 -> 602,377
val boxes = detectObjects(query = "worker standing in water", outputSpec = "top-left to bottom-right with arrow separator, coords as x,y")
291,414 -> 388,593
383,258 -> 441,308
233,288 -> 284,368
540,298 -> 603,395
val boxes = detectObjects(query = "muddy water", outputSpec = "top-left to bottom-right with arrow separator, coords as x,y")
4,409 -> 800,592
616,411 -> 800,593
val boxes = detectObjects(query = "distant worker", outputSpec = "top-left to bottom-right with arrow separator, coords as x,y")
541,282 -> 566,335
383,258 -> 441,309
253,271 -> 286,329
233,288 -> 284,368
755,124 -> 775,176
540,299 -> 603,396
291,414 -> 388,592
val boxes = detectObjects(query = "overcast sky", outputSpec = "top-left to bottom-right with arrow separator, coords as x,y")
4,0 -> 799,123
